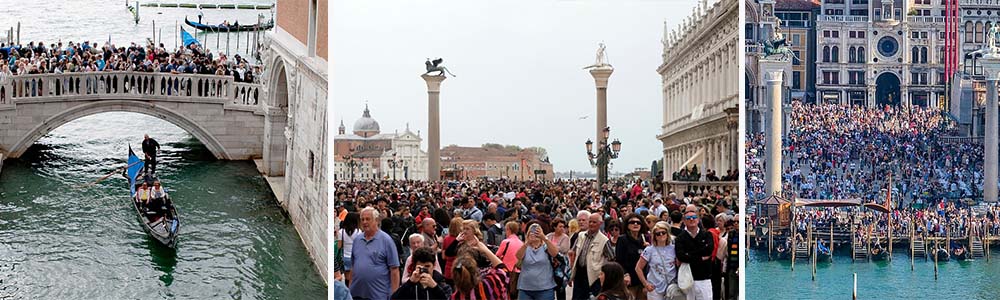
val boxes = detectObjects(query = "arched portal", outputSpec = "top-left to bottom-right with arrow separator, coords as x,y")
875,72 -> 901,107
9,100 -> 231,159
261,56 -> 291,176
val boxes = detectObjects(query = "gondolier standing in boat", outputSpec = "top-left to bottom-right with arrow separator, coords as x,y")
142,134 -> 161,175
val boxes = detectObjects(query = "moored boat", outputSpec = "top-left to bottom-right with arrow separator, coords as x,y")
935,247 -> 950,262
184,17 -> 274,32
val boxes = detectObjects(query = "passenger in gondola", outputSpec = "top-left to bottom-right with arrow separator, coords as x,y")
136,181 -> 152,209
151,181 -> 167,200
142,134 -> 160,175
817,239 -> 829,254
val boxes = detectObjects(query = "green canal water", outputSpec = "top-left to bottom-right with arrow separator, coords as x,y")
748,247 -> 1000,299
0,113 -> 325,299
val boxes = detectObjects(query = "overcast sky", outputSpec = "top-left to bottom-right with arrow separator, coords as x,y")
332,0 -> 701,173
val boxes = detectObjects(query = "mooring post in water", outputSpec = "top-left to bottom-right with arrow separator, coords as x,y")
175,21 -> 178,50
16,21 -> 20,45
791,223 -> 796,271
910,221 -> 914,271
768,220 -> 773,261
934,239 -> 938,280
853,273 -> 857,300
152,20 -> 156,45
226,29 -> 230,56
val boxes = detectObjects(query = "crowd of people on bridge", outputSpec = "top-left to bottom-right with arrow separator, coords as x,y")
0,39 -> 260,84
747,102 -> 986,209
333,178 -> 739,300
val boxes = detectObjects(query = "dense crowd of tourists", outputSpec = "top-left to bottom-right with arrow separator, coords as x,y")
333,178 -> 739,300
0,40 -> 260,83
747,102 -> 985,209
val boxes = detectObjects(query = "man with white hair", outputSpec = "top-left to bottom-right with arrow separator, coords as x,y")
401,233 -> 441,282
350,207 -> 400,300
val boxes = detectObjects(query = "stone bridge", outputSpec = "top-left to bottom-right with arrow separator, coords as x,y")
0,71 -> 287,175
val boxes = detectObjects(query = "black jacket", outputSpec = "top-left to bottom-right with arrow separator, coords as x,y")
142,138 -> 160,157
674,226 -> 714,280
390,270 -> 452,300
614,233 -> 647,287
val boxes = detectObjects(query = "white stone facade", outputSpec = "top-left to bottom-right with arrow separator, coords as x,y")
261,23 -> 329,283
659,0 -> 740,181
813,0 -> 947,107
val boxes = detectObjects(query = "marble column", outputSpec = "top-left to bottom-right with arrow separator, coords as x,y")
981,54 -> 1000,202
422,74 -> 446,181
762,59 -> 787,197
590,66 -> 614,185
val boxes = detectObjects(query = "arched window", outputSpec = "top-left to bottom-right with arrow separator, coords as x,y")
912,47 -> 920,63
987,22 -> 994,44
977,21 -> 985,43
823,46 -> 831,62
921,47 -> 928,63
967,21 -> 975,43
858,46 -> 866,62
832,46 -> 840,62
849,46 -> 857,63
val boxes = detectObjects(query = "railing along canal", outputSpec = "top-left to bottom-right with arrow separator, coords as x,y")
0,72 -> 263,111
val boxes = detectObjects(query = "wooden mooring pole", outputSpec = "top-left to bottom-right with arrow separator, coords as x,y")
934,239 -> 939,280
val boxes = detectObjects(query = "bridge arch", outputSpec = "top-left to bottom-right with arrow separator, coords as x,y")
9,100 -> 232,159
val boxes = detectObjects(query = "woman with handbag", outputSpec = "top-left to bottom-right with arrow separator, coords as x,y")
515,222 -> 559,300
636,222 -> 680,300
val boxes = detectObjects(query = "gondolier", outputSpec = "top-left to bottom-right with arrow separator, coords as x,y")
142,134 -> 160,175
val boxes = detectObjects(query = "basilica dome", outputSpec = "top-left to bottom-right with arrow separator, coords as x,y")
353,104 -> 380,137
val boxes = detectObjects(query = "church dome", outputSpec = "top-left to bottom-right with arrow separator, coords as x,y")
353,104 -> 380,137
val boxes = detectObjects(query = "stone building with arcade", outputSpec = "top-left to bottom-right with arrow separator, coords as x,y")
659,0 -> 740,194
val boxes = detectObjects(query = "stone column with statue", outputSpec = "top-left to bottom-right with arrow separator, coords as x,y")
760,18 -> 793,198
979,25 -> 1000,202
422,58 -> 455,181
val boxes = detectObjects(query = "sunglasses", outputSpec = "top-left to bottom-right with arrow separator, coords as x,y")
654,231 -> 668,236
684,216 -> 699,220
628,220 -> 642,225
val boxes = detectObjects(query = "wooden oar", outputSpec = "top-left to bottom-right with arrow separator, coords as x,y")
79,161 -> 141,188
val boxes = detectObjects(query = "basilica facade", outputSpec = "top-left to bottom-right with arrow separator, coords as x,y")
333,105 -> 428,181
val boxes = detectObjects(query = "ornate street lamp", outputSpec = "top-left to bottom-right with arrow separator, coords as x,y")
342,149 -> 358,182
586,126 -> 622,186
387,152 -> 403,181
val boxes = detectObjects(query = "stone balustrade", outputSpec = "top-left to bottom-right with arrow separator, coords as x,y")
0,72 -> 263,112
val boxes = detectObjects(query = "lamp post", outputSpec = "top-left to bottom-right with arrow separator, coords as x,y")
586,126 -> 622,187
342,150 -> 358,182
388,152 -> 403,181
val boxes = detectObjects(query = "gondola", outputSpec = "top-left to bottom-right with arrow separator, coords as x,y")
125,147 -> 180,248
952,246 -> 969,261
775,241 -> 790,259
870,245 -> 888,261
935,247 -> 951,262
816,242 -> 832,261
184,17 -> 274,32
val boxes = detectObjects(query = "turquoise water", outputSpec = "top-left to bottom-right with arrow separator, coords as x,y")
747,247 -> 1000,299
0,113 -> 326,299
